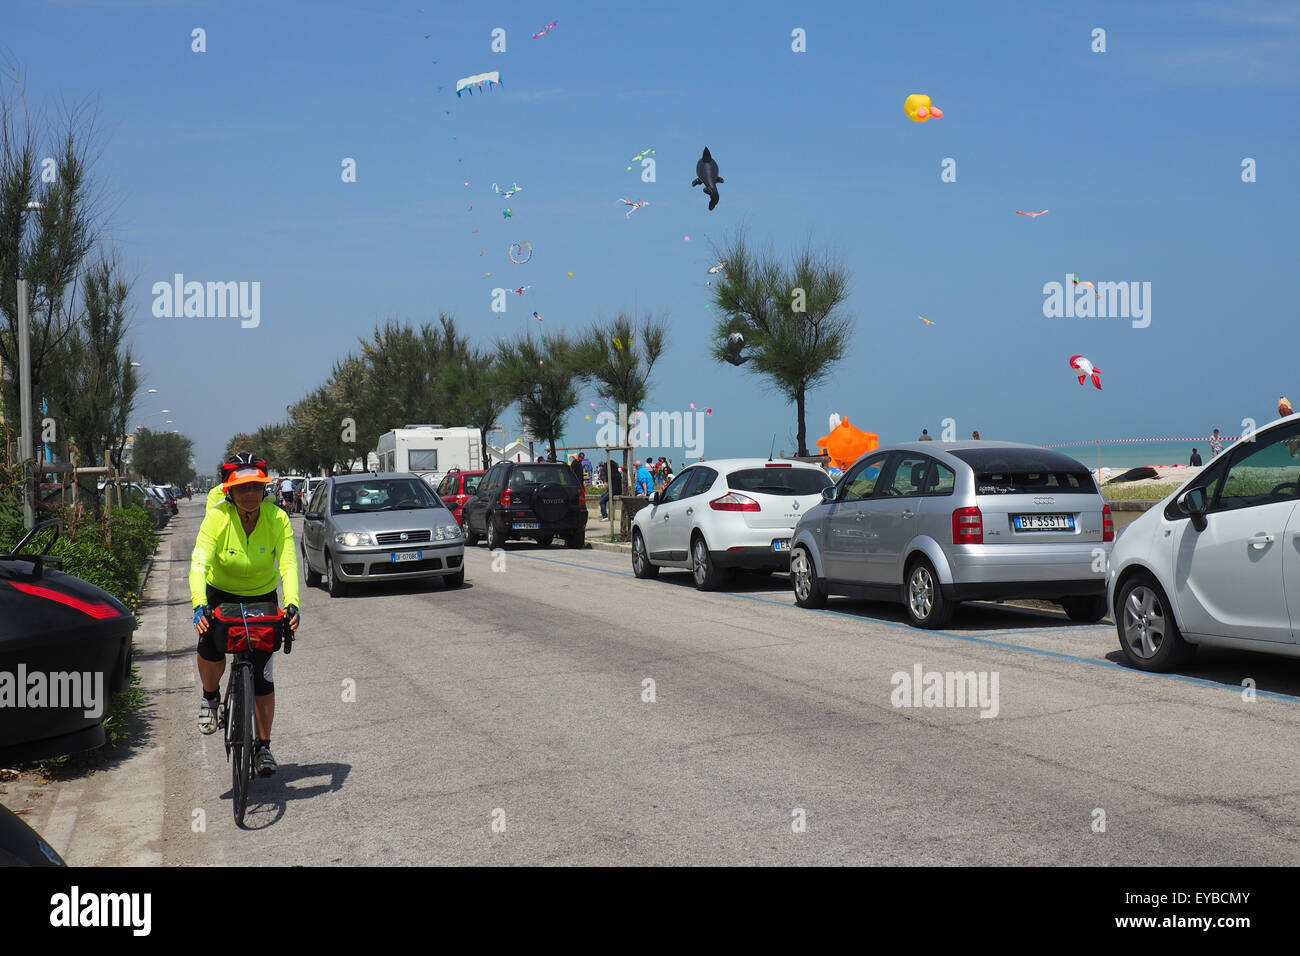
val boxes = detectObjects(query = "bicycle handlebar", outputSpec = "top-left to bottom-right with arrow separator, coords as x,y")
202,604 -> 296,654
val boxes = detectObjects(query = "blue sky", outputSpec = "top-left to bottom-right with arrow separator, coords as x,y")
8,0 -> 1300,470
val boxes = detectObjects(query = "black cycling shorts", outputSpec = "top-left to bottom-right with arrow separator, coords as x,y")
197,585 -> 277,697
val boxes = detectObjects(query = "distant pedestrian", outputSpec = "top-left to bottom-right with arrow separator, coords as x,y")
1189,448 -> 1202,466
635,459 -> 653,496
572,452 -> 586,485
971,431 -> 981,440
1281,397 -> 1293,418
1208,428 -> 1223,457
918,429 -> 932,441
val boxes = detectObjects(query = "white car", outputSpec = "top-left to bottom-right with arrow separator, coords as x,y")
1107,414 -> 1300,671
631,458 -> 834,590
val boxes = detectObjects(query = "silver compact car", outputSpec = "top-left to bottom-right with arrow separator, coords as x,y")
1108,415 -> 1300,671
790,442 -> 1114,628
300,472 -> 465,597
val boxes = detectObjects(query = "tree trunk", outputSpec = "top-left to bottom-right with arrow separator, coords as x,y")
795,385 -> 808,456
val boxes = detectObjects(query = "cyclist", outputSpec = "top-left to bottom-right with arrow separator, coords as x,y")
190,452 -> 300,776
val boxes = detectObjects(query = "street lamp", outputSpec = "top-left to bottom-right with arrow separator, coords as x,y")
17,200 -> 42,528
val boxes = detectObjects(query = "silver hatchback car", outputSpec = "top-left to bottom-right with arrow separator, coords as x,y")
300,473 -> 465,597
790,442 -> 1114,628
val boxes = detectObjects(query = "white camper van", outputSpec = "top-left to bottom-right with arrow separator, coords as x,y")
374,425 -> 482,481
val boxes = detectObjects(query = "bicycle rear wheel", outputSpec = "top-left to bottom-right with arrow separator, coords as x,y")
231,664 -> 254,826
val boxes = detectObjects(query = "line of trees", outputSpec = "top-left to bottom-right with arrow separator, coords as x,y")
1,71 -> 148,516
227,230 -> 855,475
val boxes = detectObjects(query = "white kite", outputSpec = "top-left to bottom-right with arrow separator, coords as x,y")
456,72 -> 501,97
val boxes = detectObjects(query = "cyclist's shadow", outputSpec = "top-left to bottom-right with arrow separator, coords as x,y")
222,761 -> 351,830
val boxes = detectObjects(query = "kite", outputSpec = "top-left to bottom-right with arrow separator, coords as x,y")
904,94 -> 943,122
1071,274 -> 1100,300
533,311 -> 543,322
503,208 -> 512,218
1015,209 -> 1049,218
919,315 -> 936,326
455,72 -> 500,97
723,331 -> 748,366
531,20 -> 558,39
493,182 -> 523,198
627,147 -> 655,171
707,262 -> 727,275
691,147 -> 723,211
683,235 -> 691,241
509,241 -> 532,264
509,286 -> 531,295
1069,355 -> 1102,390
618,197 -> 650,218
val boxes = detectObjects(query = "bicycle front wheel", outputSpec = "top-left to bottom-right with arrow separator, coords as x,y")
231,665 -> 255,826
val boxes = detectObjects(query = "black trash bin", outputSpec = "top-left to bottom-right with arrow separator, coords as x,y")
0,520 -> 136,763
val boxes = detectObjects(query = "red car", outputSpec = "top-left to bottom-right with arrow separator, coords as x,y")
435,469 -> 484,525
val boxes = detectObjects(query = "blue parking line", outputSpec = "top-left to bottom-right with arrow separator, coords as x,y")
499,549 -> 1300,703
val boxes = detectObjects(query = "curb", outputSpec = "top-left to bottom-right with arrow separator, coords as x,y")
587,540 -> 632,556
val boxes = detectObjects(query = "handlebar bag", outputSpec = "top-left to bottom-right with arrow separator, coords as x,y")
212,602 -> 283,653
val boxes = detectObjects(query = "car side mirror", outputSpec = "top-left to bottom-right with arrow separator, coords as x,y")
1177,487 -> 1208,532
305,510 -> 321,521
821,486 -> 836,504
652,491 -> 662,505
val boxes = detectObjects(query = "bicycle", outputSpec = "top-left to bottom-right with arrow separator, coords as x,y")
207,603 -> 294,826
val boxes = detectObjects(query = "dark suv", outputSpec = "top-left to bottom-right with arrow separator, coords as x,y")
464,461 -> 587,549
435,469 -> 485,526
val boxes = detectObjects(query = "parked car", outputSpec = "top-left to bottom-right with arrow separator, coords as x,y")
630,459 -> 833,590
1108,415 -> 1300,671
144,485 -> 174,521
435,468 -> 485,526
99,479 -> 167,528
462,461 -> 586,549
300,472 -> 465,596
789,441 -> 1114,628
152,486 -> 179,516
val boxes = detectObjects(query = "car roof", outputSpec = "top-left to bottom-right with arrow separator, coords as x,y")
331,472 -> 429,484
677,458 -> 827,472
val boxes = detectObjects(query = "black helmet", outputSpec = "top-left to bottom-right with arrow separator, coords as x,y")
220,452 -> 268,484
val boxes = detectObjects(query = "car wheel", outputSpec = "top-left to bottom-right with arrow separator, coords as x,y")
632,530 -> 659,579
485,514 -> 504,551
904,557 -> 953,629
1116,574 -> 1195,671
464,517 -> 481,547
790,546 -> 827,609
302,543 -> 322,588
564,531 -> 584,549
325,551 -> 349,598
1062,595 -> 1108,623
535,535 -> 554,547
443,567 -> 465,588
691,534 -> 726,591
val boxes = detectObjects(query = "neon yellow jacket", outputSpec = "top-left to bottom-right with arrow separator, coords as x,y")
205,485 -> 225,513
190,498 -> 300,609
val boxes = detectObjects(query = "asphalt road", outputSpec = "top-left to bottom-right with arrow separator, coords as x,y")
128,506 -> 1300,864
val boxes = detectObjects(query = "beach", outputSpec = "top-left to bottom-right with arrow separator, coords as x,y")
1096,464 -> 1202,494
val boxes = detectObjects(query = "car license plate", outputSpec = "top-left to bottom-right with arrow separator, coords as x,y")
1013,514 -> 1074,531
513,522 -> 540,530
772,538 -> 791,552
391,551 -> 423,563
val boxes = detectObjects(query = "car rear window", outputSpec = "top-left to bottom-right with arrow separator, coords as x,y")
510,465 -> 578,487
950,449 -> 1097,495
462,474 -> 483,494
726,467 -> 833,495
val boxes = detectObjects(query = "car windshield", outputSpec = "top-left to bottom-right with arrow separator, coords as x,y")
510,466 -> 579,487
462,474 -> 483,494
332,477 -> 444,513
950,448 -> 1097,495
726,467 -> 832,495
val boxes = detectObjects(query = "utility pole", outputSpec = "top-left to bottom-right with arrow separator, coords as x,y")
17,277 -> 34,530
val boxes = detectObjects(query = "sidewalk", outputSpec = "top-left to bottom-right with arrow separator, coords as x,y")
583,504 -> 631,555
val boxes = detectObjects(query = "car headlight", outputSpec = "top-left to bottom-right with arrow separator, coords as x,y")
435,523 -> 461,541
335,531 -> 375,547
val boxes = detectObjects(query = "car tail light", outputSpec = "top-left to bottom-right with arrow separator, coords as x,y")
952,506 -> 983,544
764,462 -> 792,468
1102,504 -> 1114,542
710,492 -> 760,512
577,486 -> 586,507
500,486 -> 512,507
